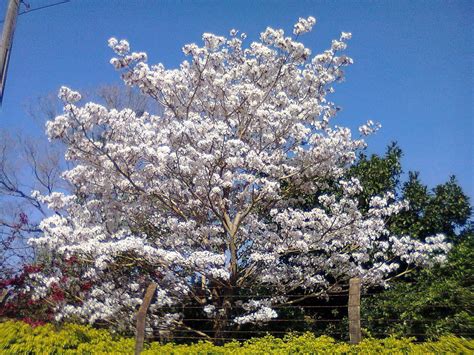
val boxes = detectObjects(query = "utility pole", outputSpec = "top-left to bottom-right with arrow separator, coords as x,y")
0,0 -> 20,104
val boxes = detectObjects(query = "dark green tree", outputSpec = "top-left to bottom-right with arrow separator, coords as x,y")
349,142 -> 402,209
353,145 -> 473,340
390,173 -> 471,243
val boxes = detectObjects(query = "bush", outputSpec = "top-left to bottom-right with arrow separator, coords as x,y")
362,232 -> 474,340
0,320 -> 134,354
1,320 -> 473,354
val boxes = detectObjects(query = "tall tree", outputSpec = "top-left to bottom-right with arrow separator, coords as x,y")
29,18 -> 449,338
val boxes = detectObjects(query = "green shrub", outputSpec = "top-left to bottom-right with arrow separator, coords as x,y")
1,321 -> 472,354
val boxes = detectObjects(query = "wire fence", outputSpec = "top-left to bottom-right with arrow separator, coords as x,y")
142,290 -> 474,344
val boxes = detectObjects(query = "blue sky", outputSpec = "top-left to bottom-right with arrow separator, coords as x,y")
0,0 -> 472,198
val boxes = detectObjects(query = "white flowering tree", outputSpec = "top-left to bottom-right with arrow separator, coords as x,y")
30,17 -> 449,337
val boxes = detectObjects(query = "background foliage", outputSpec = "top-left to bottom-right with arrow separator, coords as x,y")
353,143 -> 472,340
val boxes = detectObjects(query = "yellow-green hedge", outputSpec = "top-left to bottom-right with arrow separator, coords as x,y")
0,320 -> 473,354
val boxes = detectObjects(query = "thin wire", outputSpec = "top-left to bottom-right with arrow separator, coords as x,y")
180,318 -> 345,322
161,329 -> 340,334
192,293 -> 350,298
174,318 -> 465,323
151,305 -> 350,309
0,0 -> 71,24
146,333 -> 474,341
150,304 -> 466,309
184,292 -> 440,297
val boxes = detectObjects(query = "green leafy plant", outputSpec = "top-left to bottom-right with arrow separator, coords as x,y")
1,321 -> 473,354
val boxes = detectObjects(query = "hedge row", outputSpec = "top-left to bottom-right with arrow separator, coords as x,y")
1,320 -> 473,354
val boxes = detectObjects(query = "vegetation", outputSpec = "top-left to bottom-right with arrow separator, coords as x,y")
352,144 -> 473,340
1,320 -> 473,354
0,15 -> 471,348
363,231 -> 474,340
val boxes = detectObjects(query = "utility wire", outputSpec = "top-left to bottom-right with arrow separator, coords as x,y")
0,0 -> 71,24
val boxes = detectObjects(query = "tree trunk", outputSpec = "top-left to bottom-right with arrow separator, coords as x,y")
213,311 -> 228,344
135,282 -> 157,355
212,286 -> 232,344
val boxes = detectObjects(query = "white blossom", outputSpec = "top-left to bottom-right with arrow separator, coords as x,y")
293,16 -> 316,35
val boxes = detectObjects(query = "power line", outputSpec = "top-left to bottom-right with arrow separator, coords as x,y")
0,0 -> 71,24
19,0 -> 71,18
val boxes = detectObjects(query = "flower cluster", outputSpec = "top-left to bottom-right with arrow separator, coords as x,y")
293,16 -> 316,35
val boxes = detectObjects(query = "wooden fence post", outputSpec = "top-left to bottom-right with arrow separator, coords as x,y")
135,282 -> 157,355
348,277 -> 361,344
